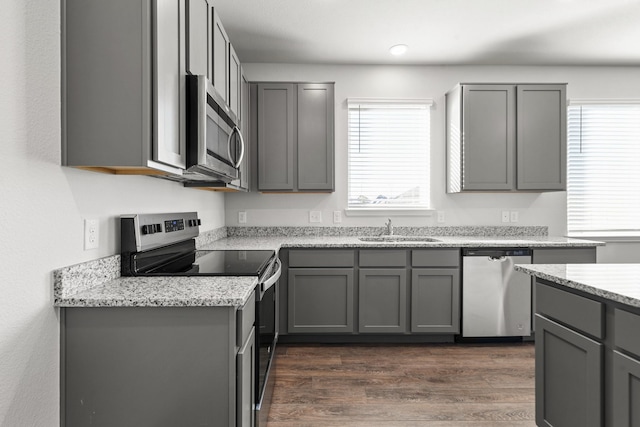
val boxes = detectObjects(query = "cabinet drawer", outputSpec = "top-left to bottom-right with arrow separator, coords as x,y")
615,309 -> 640,359
412,249 -> 460,267
536,282 -> 603,339
359,250 -> 406,267
289,250 -> 355,267
236,292 -> 255,347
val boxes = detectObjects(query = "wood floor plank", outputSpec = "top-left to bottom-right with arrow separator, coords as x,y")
267,342 -> 536,426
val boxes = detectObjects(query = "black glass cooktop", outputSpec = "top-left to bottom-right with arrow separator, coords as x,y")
138,249 -> 276,277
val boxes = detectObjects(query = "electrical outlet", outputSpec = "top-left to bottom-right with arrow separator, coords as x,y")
501,211 -> 510,223
436,211 -> 445,223
84,219 -> 99,250
309,211 -> 322,223
238,211 -> 247,224
510,211 -> 519,222
333,211 -> 342,223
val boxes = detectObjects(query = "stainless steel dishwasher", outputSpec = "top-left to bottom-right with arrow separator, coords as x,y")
462,248 -> 532,337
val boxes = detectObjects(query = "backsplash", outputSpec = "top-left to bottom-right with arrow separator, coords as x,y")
227,225 -> 548,238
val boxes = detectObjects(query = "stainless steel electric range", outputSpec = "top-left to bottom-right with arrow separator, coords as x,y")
121,212 -> 280,427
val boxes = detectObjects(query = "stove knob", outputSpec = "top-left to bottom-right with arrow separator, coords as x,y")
197,219 -> 201,226
141,225 -> 153,235
155,224 -> 162,233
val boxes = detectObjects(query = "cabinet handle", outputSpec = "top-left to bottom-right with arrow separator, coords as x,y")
227,125 -> 245,169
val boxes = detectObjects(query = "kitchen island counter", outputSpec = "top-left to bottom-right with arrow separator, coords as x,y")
514,263 -> 640,308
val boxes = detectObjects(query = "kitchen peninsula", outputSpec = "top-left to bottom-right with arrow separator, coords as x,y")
514,263 -> 640,427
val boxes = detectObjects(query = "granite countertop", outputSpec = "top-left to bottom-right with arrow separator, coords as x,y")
201,235 -> 604,251
54,225 -> 603,309
54,255 -> 258,308
514,263 -> 640,308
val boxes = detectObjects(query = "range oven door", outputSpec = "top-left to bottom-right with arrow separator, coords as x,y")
186,75 -> 244,183
255,258 -> 281,427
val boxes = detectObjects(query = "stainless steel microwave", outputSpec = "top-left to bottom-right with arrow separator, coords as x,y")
185,75 -> 245,183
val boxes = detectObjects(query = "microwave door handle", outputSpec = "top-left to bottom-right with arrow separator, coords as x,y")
226,126 -> 245,169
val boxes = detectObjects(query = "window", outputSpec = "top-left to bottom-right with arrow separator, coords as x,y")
567,101 -> 640,235
347,99 -> 432,210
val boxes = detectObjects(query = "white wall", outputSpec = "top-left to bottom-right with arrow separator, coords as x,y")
226,63 -> 640,240
0,2 -> 225,425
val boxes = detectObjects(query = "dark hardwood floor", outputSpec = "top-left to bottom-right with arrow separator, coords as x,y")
266,342 -> 536,427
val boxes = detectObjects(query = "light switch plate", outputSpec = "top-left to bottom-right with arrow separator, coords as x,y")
501,211 -> 510,223
510,211 -> 519,222
333,211 -> 342,223
238,211 -> 247,224
436,211 -> 445,223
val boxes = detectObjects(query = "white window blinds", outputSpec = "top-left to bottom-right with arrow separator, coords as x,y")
347,99 -> 432,210
567,102 -> 640,234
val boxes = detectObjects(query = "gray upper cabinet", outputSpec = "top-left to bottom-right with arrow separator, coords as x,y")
446,83 -> 567,193
516,85 -> 567,190
297,84 -> 335,191
229,44 -> 242,120
255,82 -> 335,192
211,9 -> 229,109
63,0 -> 187,175
186,0 -> 210,78
257,83 -> 296,191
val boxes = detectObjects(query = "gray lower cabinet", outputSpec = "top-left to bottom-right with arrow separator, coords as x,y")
535,314 -> 603,427
61,295 -> 255,427
237,326 -> 255,427
533,247 -> 597,264
63,0 -> 187,175
284,248 -> 460,337
411,269 -> 460,333
613,351 -> 640,427
446,83 -> 566,193
254,82 -> 335,192
359,269 -> 407,333
288,268 -> 355,333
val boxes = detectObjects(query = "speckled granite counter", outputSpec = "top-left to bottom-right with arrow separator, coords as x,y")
514,263 -> 640,308
201,235 -> 603,251
54,225 -> 602,308
54,255 -> 257,308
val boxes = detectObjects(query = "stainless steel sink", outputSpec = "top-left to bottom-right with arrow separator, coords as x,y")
358,236 -> 441,243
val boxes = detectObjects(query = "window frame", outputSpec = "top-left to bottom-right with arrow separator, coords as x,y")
345,98 -> 433,215
566,99 -> 640,238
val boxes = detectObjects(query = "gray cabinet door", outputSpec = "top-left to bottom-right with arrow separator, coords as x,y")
185,0 -> 209,77
211,8 -> 229,105
535,314 -> 603,427
461,85 -> 516,190
359,269 -> 407,333
613,351 -> 640,427
237,326 -> 255,427
411,269 -> 460,333
288,268 -> 354,333
532,247 -> 597,264
297,83 -> 335,191
237,71 -> 250,191
257,83 -> 296,191
517,85 -> 567,190
229,43 -> 241,120
153,0 -> 187,169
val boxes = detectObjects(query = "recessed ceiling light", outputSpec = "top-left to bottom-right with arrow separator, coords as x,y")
389,44 -> 408,56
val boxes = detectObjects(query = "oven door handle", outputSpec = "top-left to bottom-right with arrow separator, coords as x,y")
261,258 -> 281,293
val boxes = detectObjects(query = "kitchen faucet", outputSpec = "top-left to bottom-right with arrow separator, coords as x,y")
385,218 -> 393,236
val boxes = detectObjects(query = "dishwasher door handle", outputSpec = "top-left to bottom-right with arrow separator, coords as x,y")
489,256 -> 507,262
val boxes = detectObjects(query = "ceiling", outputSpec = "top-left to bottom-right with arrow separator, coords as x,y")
212,0 -> 640,66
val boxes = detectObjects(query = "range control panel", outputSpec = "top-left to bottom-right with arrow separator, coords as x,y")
121,212 -> 201,252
